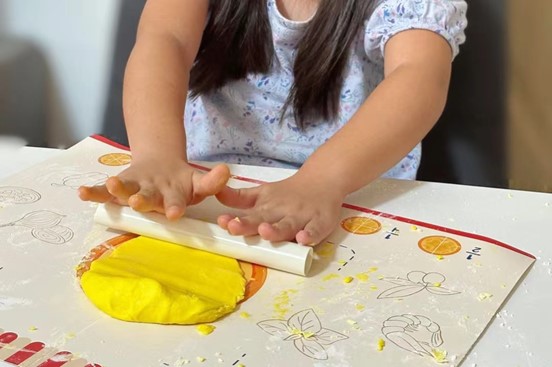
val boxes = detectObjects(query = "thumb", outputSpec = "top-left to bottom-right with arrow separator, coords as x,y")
216,185 -> 260,209
191,164 -> 231,203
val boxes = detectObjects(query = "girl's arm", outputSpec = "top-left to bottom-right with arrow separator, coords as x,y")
296,29 -> 452,196
217,29 -> 453,245
124,0 -> 206,163
80,0 -> 230,219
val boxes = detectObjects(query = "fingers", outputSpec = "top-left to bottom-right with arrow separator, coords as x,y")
217,214 -> 235,230
128,189 -> 163,213
191,164 -> 231,204
296,223 -> 325,246
225,215 -> 270,237
105,176 -> 140,201
77,176 -> 140,204
216,185 -> 260,209
126,184 -> 184,218
266,216 -> 332,246
218,212 -> 334,246
77,185 -> 112,203
162,191 -> 187,221
258,219 -> 299,243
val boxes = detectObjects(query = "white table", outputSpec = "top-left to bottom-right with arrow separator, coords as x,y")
1,146 -> 551,366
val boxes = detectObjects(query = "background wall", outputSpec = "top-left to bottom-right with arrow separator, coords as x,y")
1,0 -> 550,191
508,0 -> 552,192
0,0 -> 121,147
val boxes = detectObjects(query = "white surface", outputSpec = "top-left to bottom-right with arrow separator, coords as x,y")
95,202 -> 313,276
1,0 -> 120,146
1,146 -> 552,366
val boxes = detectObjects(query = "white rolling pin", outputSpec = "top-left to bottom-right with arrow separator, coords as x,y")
94,202 -> 313,276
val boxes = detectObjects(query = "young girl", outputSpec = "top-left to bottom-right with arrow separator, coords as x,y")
79,0 -> 467,246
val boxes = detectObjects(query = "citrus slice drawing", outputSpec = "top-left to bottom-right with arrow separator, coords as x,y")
76,233 -> 267,303
418,235 -> 462,256
341,216 -> 382,235
98,153 -> 132,166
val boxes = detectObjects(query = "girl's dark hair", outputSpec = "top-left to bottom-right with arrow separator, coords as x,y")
189,0 -> 373,128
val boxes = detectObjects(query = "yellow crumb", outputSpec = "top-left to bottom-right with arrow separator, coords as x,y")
410,225 -> 418,231
478,292 -> 493,301
174,358 -> 190,366
322,273 -> 340,281
355,303 -> 365,311
355,273 -> 369,282
315,242 -> 336,257
273,289 -> 297,318
501,284 -> 507,288
433,282 -> 442,287
377,338 -> 386,351
369,284 -> 378,291
239,312 -> 251,319
368,267 -> 378,273
436,255 -> 444,261
290,328 -> 315,339
346,319 -> 360,330
196,324 -> 216,335
377,275 -> 384,280
431,349 -> 448,363
343,276 -> 354,284
196,356 -> 206,363
237,364 -> 246,367
28,326 -> 38,332
338,260 -> 347,265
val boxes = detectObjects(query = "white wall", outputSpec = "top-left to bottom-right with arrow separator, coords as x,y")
1,0 -> 121,147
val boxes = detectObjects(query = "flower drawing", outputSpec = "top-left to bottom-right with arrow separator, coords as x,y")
257,308 -> 348,360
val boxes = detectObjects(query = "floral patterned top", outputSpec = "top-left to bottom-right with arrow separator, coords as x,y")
184,0 -> 467,179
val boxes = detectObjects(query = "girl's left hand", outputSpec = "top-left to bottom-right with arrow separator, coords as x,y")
216,175 -> 345,246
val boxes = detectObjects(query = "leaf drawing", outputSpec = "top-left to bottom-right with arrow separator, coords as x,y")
257,308 -> 348,360
258,320 -> 292,339
314,328 -> 349,346
378,271 -> 461,299
294,338 -> 327,360
426,286 -> 461,296
288,308 -> 322,334
377,284 -> 426,299
380,277 -> 416,286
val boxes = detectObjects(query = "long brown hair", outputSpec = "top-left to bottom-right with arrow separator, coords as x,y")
189,0 -> 373,128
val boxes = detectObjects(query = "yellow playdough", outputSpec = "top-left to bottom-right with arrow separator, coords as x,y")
80,236 -> 246,325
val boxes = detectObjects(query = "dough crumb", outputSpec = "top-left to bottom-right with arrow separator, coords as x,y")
431,348 -> 448,363
196,324 -> 216,335
376,338 -> 385,351
478,292 -> 493,301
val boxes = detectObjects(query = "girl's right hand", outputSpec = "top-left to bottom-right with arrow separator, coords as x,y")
78,158 -> 230,221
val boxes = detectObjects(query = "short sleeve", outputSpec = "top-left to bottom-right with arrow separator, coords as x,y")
364,0 -> 468,63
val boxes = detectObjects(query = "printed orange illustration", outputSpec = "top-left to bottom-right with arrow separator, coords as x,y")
341,216 -> 382,235
98,153 -> 132,166
418,235 -> 462,256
